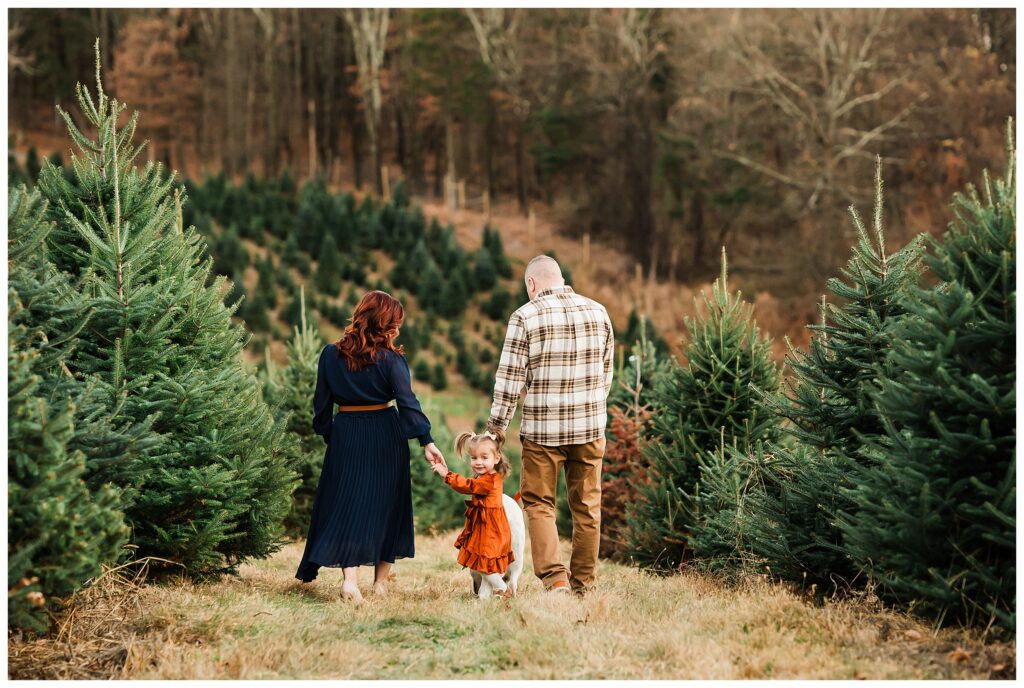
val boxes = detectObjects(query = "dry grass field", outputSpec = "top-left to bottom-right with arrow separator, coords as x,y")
8,532 -> 1014,680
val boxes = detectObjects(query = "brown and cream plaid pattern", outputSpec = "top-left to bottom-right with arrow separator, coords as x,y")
488,286 -> 615,446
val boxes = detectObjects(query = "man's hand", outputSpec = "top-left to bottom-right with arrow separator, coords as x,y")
424,442 -> 445,468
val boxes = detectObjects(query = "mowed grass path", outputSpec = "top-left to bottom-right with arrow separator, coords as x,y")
10,533 -> 1014,680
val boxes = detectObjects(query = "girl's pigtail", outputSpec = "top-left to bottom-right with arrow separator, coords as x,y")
453,431 -> 474,459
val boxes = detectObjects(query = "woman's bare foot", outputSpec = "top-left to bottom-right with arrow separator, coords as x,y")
371,580 -> 388,597
340,583 -> 364,604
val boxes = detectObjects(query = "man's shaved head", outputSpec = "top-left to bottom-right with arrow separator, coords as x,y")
524,255 -> 565,300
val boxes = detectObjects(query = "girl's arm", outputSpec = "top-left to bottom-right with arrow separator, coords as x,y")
442,472 -> 494,496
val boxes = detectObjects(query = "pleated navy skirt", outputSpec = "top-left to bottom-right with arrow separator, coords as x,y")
295,407 -> 414,581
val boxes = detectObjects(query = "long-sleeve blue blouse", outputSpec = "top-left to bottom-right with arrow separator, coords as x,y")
312,344 -> 434,446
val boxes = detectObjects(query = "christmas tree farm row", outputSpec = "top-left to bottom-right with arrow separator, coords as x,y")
8,65 -> 302,634
601,139 -> 1015,635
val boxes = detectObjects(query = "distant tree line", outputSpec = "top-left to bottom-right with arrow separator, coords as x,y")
7,8 -> 1015,290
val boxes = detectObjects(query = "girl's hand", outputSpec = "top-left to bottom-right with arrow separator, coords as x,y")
431,462 -> 449,478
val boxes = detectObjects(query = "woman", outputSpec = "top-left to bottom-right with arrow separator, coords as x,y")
295,290 -> 444,602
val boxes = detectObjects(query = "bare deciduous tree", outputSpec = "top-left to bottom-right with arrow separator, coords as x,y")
342,8 -> 389,195
719,9 -> 926,210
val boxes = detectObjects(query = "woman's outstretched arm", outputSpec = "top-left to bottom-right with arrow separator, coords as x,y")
386,350 -> 434,447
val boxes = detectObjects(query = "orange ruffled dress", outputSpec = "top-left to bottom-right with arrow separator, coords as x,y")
443,471 -> 514,574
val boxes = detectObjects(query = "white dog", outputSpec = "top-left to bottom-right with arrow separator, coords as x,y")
472,492 -> 525,599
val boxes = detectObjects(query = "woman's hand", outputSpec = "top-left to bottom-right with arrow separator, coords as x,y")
424,442 -> 445,468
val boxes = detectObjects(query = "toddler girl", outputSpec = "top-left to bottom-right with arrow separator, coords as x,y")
431,430 -> 515,598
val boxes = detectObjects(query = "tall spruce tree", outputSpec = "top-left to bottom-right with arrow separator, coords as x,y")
736,161 -> 925,588
7,186 -> 134,634
32,45 -> 298,576
263,287 -> 326,538
839,127 -> 1016,631
624,249 -> 782,571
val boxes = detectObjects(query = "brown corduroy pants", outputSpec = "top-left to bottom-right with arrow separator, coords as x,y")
520,436 -> 605,593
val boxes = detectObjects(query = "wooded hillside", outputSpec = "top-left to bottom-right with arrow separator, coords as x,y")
8,9 -> 1015,299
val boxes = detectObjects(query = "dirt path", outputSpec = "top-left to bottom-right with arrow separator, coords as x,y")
8,533 -> 1014,680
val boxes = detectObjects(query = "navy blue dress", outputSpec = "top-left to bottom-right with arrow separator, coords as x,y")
295,345 -> 433,582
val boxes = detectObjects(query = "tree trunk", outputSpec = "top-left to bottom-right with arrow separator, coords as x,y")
291,9 -> 303,172
514,122 -> 528,216
689,189 -> 705,271
433,134 -> 445,199
445,116 -> 457,208
625,103 -> 655,270
260,13 -> 277,176
349,118 -> 364,190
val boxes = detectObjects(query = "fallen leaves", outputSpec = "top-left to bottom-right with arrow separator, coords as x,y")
946,646 -> 972,663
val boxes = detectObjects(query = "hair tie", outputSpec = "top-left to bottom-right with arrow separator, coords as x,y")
483,431 -> 497,441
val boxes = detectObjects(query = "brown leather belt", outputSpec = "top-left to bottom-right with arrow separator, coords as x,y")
337,401 -> 394,412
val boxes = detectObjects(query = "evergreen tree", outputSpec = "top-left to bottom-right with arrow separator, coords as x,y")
482,285 -> 512,321
391,179 -> 409,208
25,146 -> 41,180
438,265 -> 471,318
282,232 -> 309,273
263,287 -> 325,537
239,261 -> 273,333
224,274 -> 246,312
9,140 -> 29,187
212,223 -> 249,277
278,168 -> 296,195
472,247 -> 497,291
8,318 -> 128,634
624,249 -> 782,571
416,256 -> 444,313
482,225 -> 513,278
254,256 -> 279,307
296,179 -> 332,253
315,232 -> 343,295
694,437 -> 827,581
430,362 -> 448,391
393,240 -> 427,294
32,49 -> 298,576
7,186 -> 138,634
608,318 -> 669,412
619,309 -> 669,357
280,292 -> 304,326
840,130 -> 1016,631
738,162 -> 925,587
412,357 -> 432,383
276,263 -> 297,293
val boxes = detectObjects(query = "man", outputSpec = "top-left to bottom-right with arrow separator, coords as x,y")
487,255 -> 615,596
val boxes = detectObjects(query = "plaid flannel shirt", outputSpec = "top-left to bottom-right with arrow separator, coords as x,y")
488,286 -> 615,446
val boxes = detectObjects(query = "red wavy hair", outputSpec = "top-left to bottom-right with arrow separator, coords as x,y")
334,290 -> 406,371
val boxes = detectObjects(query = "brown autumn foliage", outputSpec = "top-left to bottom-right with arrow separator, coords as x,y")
600,406 -> 652,561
